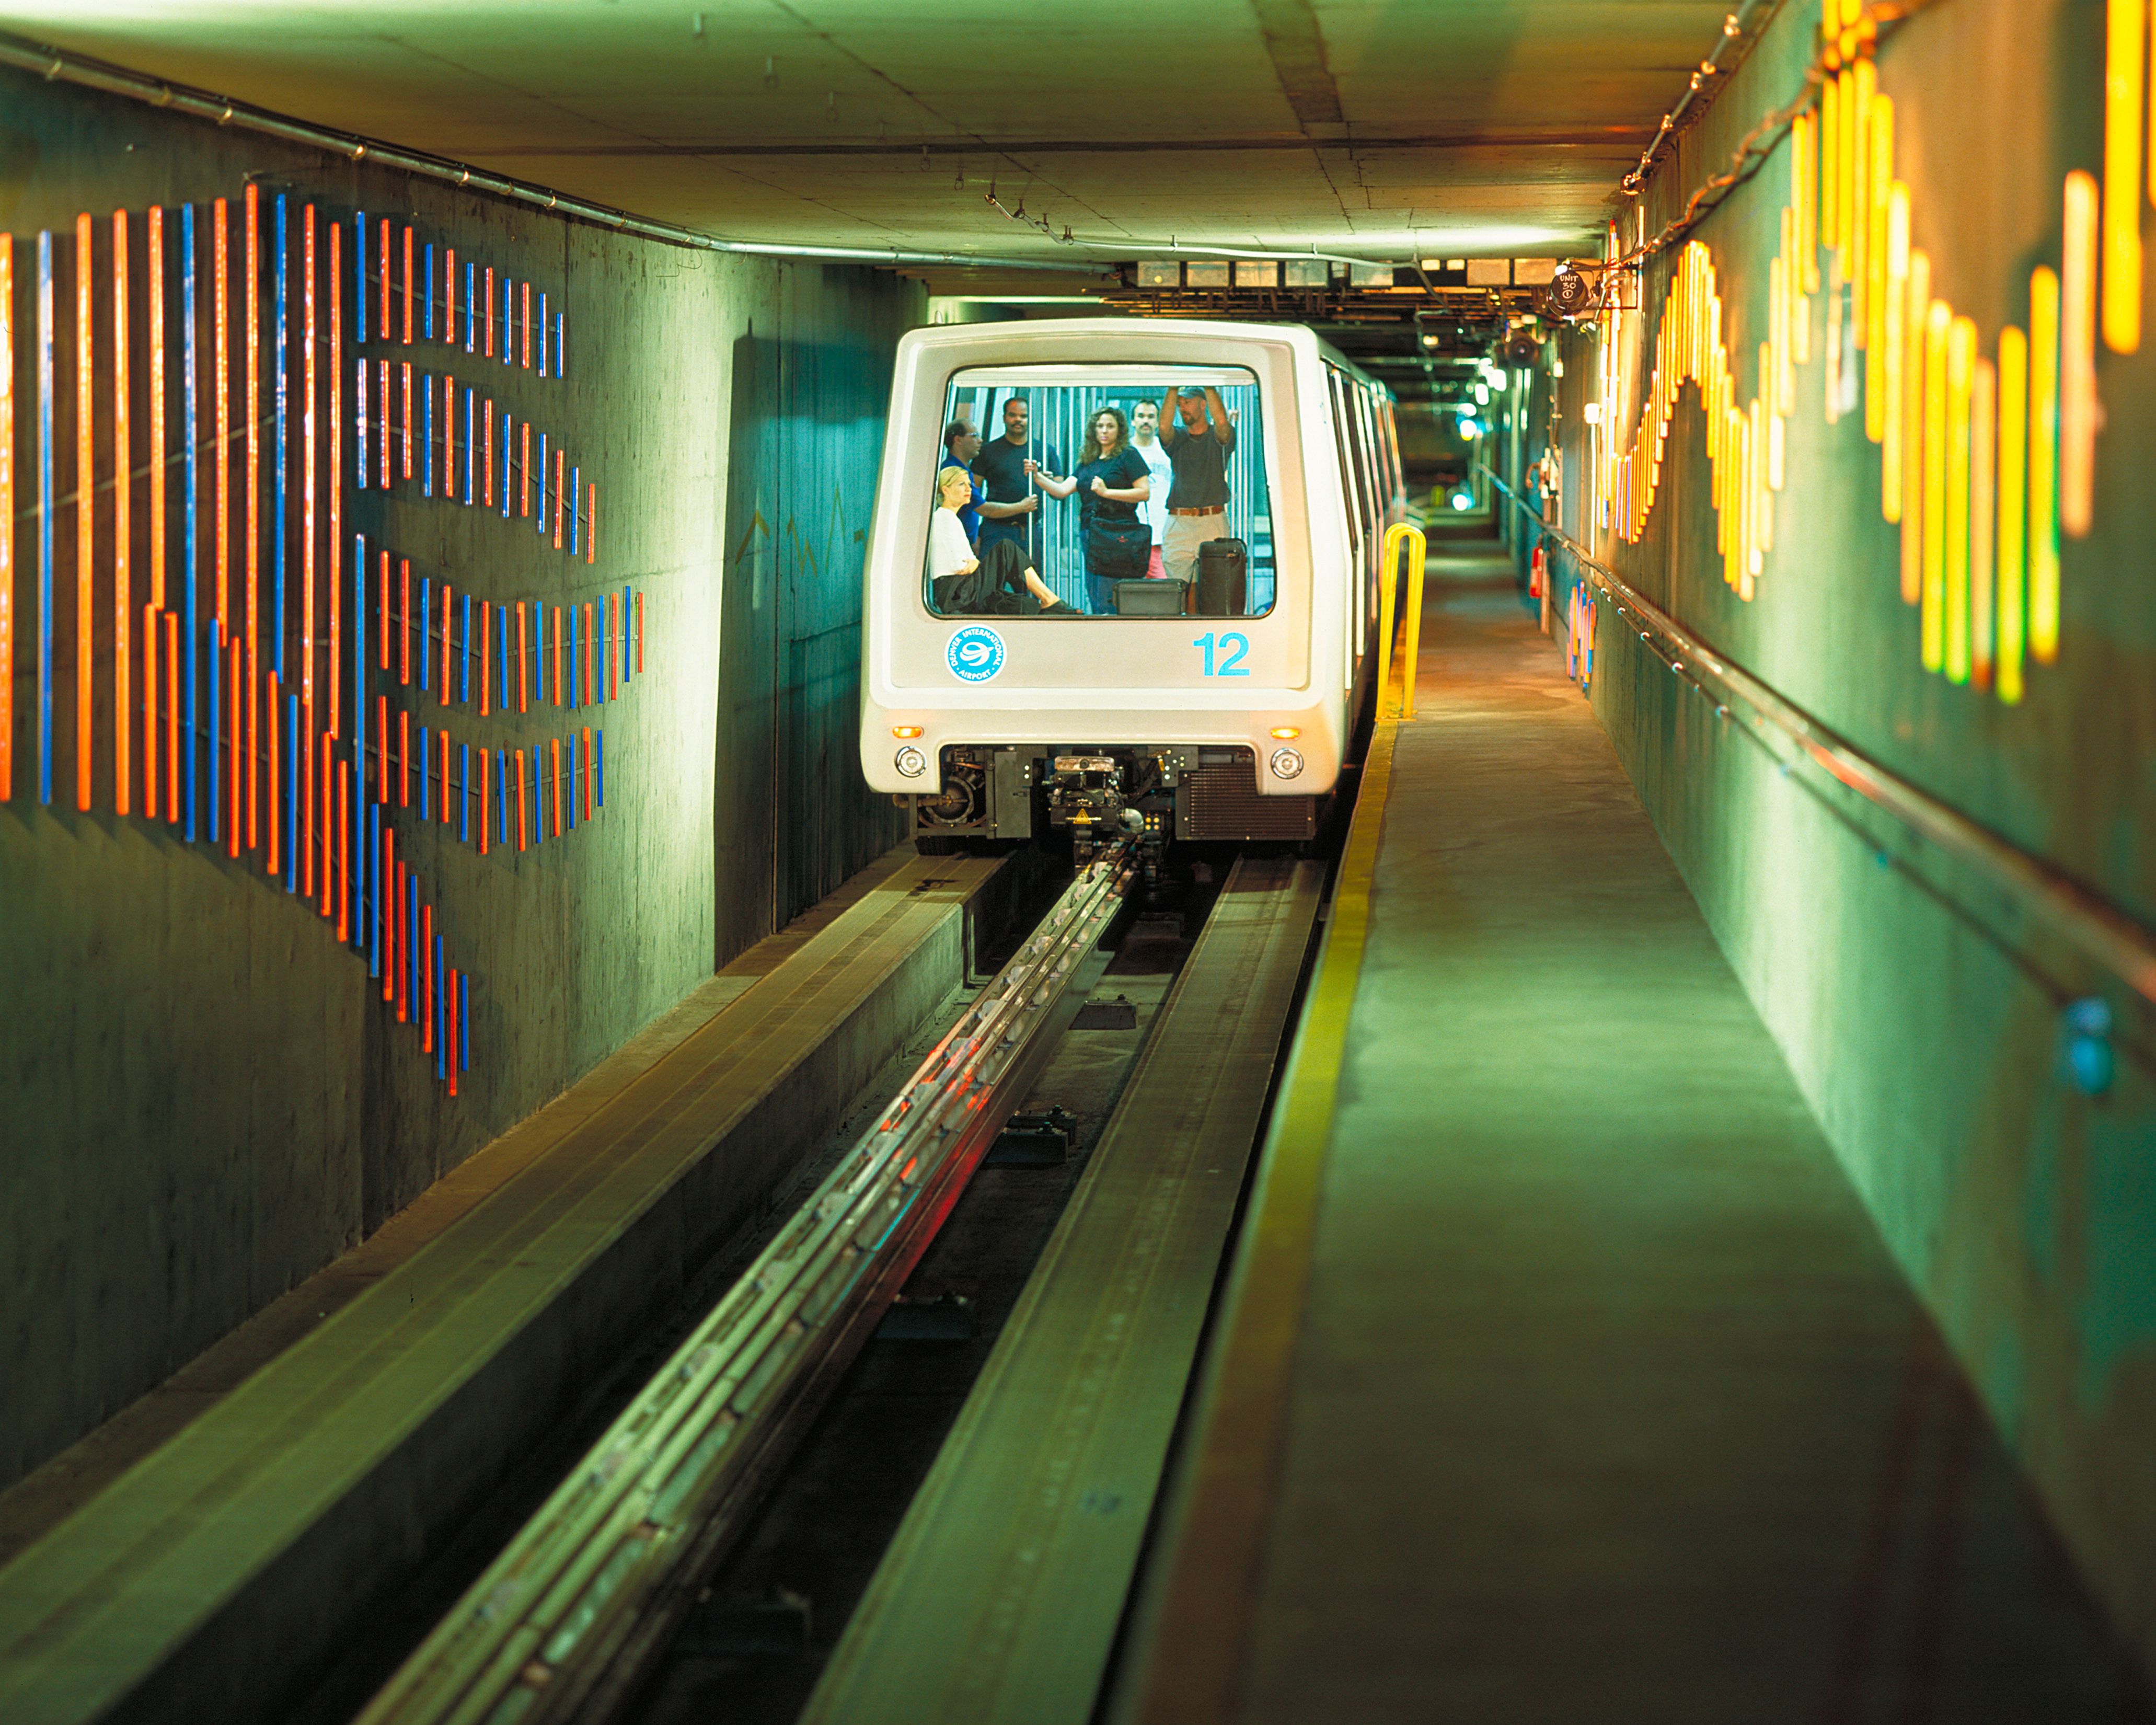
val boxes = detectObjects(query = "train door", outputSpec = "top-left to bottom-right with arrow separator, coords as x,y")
1326,366 -> 1369,667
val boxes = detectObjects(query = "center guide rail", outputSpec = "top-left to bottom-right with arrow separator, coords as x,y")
358,843 -> 1140,1725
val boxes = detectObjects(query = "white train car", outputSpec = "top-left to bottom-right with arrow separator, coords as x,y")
858,318 -> 1403,855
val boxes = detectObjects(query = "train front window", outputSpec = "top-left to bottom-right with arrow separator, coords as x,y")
926,364 -> 1275,619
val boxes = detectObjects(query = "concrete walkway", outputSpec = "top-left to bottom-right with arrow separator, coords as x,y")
1230,547 -> 2149,1722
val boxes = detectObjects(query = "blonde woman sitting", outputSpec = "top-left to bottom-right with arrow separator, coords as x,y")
929,465 -> 1065,615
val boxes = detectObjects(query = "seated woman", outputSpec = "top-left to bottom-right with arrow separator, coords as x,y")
1028,408 -> 1152,614
928,464 -> 1065,615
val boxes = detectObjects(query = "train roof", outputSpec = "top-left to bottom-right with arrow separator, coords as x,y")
895,316 -> 1392,400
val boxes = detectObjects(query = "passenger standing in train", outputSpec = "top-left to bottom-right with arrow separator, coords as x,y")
1129,399 -> 1175,581
1029,408 -> 1152,614
1158,384 -> 1235,606
973,395 -> 1063,567
938,418 -> 985,543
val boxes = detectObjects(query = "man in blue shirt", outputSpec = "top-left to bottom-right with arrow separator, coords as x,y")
972,395 -> 1063,565
938,417 -> 985,542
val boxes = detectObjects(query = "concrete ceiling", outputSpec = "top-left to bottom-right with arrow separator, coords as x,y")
1,0 -> 1734,267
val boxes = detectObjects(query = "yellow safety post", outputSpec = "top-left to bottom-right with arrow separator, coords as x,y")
1380,522 -> 1426,719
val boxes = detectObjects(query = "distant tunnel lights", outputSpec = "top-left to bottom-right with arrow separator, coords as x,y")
1449,488 -> 1475,511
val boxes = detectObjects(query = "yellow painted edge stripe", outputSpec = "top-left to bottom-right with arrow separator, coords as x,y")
1116,716 -> 1400,1725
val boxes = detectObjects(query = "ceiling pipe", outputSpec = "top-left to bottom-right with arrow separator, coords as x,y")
0,29 -> 1107,275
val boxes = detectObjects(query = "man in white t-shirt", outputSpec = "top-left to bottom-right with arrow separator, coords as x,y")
1129,399 -> 1175,580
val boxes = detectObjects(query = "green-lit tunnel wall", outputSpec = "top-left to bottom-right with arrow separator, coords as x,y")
1541,0 -> 2156,1676
0,65 -> 914,1492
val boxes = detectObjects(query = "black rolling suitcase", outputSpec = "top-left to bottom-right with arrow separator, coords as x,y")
1196,537 -> 1248,616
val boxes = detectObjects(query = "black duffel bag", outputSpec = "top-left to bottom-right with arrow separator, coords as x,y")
1084,512 -> 1152,581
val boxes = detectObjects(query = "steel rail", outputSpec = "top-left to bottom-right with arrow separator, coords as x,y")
356,843 -> 1138,1725
1483,467 -> 2156,1005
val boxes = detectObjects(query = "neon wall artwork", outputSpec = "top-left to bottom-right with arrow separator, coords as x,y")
1,188 -> 627,1103
1587,2 -> 2131,707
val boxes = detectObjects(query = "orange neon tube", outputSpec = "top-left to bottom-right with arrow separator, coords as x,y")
245,183 -> 260,847
319,732 -> 332,915
517,601 -> 528,711
377,693 -> 388,802
228,640 -> 242,858
400,558 -> 411,685
583,602 -> 594,702
516,750 -> 528,851
480,602 -> 491,716
2060,170 -> 2098,541
379,360 -> 390,489
401,362 -> 412,479
484,401 -> 494,508
553,449 -> 564,548
551,737 -> 562,836
149,208 -> 165,615
214,197 -> 230,646
441,583 -> 453,702
588,485 -> 597,565
113,213 -> 131,816
378,218 -> 390,346
440,727 -> 451,825
402,226 -> 414,343
384,836 -> 397,1007
400,707 -> 410,808
378,547 -> 390,668
521,281 -> 532,367
0,235 -> 10,803
329,215 -> 342,739
520,420 -> 531,516
484,266 -> 495,357
552,605 -> 563,705
142,605 -> 157,816
76,213 -> 93,812
444,246 -> 456,344
337,764 -> 349,941
265,668 -> 279,876
165,612 -> 179,822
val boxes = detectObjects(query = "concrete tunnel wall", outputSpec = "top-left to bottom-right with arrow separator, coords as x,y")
0,65 -> 915,1491
1542,0 -> 2156,1678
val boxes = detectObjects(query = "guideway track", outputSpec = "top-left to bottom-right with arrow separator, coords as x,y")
359,844 -> 1140,1725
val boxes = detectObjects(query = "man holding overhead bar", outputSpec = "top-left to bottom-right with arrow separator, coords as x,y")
1158,383 -> 1235,600
973,394 -> 1062,568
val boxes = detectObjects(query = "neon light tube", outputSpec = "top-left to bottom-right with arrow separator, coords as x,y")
402,362 -> 412,479
516,746 -> 527,851
460,591 -> 471,704
368,803 -> 380,977
1863,96 -> 1893,439
2060,170 -> 2098,540
2104,0 -> 2143,353
354,212 -> 367,346
537,430 -> 547,531
246,185 -> 260,843
403,227 -> 414,344
1900,250 -> 1929,606
285,689 -> 297,890
1881,183 -> 1909,522
167,612 -> 179,823
352,535 -> 365,807
587,485 -> 596,565
208,619 -> 220,841
465,261 -> 476,352
266,667 -> 279,877
38,230 -> 53,807
0,235 -> 11,804
331,215 -> 343,738
478,745 -> 489,855
554,312 -> 564,378
480,601 -> 490,716
1996,325 -> 2029,705
444,246 -> 456,344
2028,266 -> 2061,663
1944,314 -> 1974,684
522,281 -> 531,368
423,370 -> 433,496
424,242 -> 435,340
441,582 -> 452,700
75,215 -> 93,812
184,204 -> 200,838
483,399 -> 494,508
1920,296 -> 1949,672
419,576 -> 429,691
401,557 -> 411,686
517,601 -> 528,712
537,291 -> 547,377
521,420 -> 531,515
570,464 -> 580,557
464,385 -> 475,503
302,204 -> 317,838
378,218 -> 390,354
595,729 -> 602,808
273,194 -> 287,679
215,198 -> 232,652
483,266 -> 494,358
500,410 -> 510,517
554,448 -> 564,548
356,361 -> 368,490
1970,354 -> 1997,692
420,721 -> 429,820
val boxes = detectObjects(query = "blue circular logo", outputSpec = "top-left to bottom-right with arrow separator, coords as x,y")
946,625 -> 1006,683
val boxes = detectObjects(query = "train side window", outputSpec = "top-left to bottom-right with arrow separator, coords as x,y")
926,363 -> 1276,619
1327,367 -> 1367,578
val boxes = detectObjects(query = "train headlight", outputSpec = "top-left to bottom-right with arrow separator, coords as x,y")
1270,746 -> 1305,781
895,746 -> 928,778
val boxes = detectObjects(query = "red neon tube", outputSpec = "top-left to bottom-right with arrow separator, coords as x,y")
214,197 -> 230,648
378,218 -> 390,348
148,208 -> 166,615
245,184 -> 260,848
75,213 -> 92,812
336,763 -> 349,941
550,736 -> 562,836
140,604 -> 155,818
112,212 -> 131,815
440,583 -> 453,702
319,732 -> 332,916
378,548 -> 389,668
382,832 -> 395,1004
330,218 -> 344,742
379,360 -> 390,488
587,484 -> 597,565
439,726 -> 449,824
516,749 -> 528,851
552,605 -> 562,705
400,706 -> 410,808
516,601 -> 528,712
484,266 -> 494,358
444,247 -> 455,344
228,640 -> 241,858
401,362 -> 412,479
483,401 -> 494,508
422,903 -> 433,1051
480,602 -> 491,716
377,693 -> 388,803
400,558 -> 411,685
447,972 -> 459,1097
402,226 -> 413,343
520,420 -> 531,516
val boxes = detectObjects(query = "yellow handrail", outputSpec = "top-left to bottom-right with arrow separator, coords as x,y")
1379,522 -> 1426,719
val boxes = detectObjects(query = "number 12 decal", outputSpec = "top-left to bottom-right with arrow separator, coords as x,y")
1193,631 -> 1251,677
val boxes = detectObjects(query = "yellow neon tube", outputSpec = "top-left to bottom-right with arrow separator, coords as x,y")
1970,355 -> 1997,692
1944,315 -> 1975,684
1851,59 -> 1875,341
2028,266 -> 2061,662
2104,0 -> 2143,353
1995,325 -> 2029,704
1922,297 -> 1950,670
1882,183 -> 1910,522
1795,112 -> 1820,300
1864,95 -> 1894,438
1902,250 -> 1930,604
1837,67 -> 1858,278
1821,81 -> 1840,284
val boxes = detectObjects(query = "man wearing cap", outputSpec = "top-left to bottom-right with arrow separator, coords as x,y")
1157,383 -> 1235,600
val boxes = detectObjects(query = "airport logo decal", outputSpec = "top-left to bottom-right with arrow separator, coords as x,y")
946,626 -> 1006,683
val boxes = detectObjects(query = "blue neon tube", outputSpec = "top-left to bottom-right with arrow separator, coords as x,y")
36,232 -> 52,806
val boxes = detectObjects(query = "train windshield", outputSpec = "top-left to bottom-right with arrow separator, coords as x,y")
926,364 -> 1274,619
